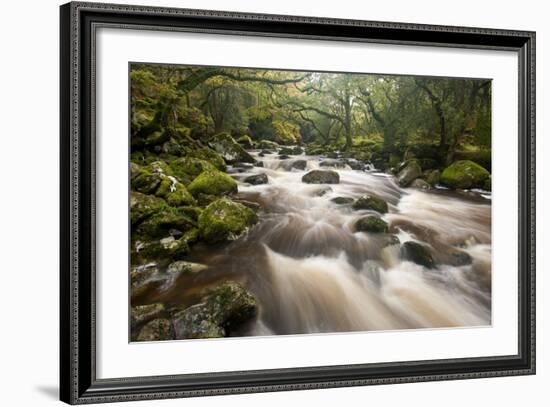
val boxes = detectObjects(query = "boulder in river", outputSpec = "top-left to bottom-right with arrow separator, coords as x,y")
257,140 -> 279,150
400,241 -> 435,269
302,170 -> 340,184
208,133 -> 255,164
354,216 -> 388,233
172,282 -> 257,339
396,159 -> 422,187
440,160 -> 490,189
319,159 -> 347,168
352,194 -> 388,213
290,159 -> 307,170
166,260 -> 208,275
198,197 -> 259,243
244,173 -> 268,185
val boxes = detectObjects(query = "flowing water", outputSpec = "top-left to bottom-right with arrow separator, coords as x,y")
144,151 -> 492,336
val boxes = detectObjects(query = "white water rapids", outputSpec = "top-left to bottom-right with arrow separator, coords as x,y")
161,151 -> 492,336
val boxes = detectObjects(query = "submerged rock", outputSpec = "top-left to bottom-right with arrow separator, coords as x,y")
302,170 -> 340,184
400,241 -> 435,269
440,160 -> 490,189
172,282 -> 257,339
319,159 -> 347,168
396,160 -> 422,187
352,194 -> 388,213
244,173 -> 268,185
354,216 -> 388,233
198,198 -> 259,243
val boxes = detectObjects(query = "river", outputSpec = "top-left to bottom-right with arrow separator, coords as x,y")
145,151 -> 492,336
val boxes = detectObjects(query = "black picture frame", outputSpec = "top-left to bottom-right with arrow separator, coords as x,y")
60,1 -> 536,404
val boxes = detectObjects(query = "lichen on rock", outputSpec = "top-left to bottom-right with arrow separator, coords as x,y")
198,198 -> 258,243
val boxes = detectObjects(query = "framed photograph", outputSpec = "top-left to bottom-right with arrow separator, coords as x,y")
60,1 -> 536,404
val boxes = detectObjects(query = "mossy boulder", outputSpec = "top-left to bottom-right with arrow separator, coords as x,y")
131,167 -> 163,194
257,140 -> 279,150
136,318 -> 174,342
290,160 -> 307,170
130,303 -> 166,332
172,281 -> 257,339
244,173 -> 268,185
352,194 -> 388,213
133,235 -> 190,263
424,169 -> 441,187
169,157 -> 217,185
400,241 -> 435,269
187,170 -> 238,200
154,176 -> 196,207
198,198 -> 258,243
186,147 -> 227,171
135,207 -> 196,238
236,135 -> 254,149
396,160 -> 422,187
354,216 -> 388,233
440,160 -> 490,189
130,192 -> 165,226
302,170 -> 340,184
208,133 -> 255,164
166,260 -> 208,275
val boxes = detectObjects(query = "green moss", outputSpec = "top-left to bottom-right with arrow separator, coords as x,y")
187,170 -> 238,198
170,157 -> 217,185
131,168 -> 162,194
352,194 -> 388,213
154,177 -> 196,207
236,135 -> 254,149
354,216 -> 388,233
135,207 -> 196,238
198,198 -> 258,243
130,191 -> 166,226
440,160 -> 490,189
187,147 -> 226,171
273,120 -> 301,145
401,241 -> 435,269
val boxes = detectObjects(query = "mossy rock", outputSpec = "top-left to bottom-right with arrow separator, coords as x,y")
352,194 -> 388,213
187,170 -> 238,199
131,168 -> 163,194
133,235 -> 190,263
400,241 -> 435,269
305,145 -> 326,155
172,281 -> 257,339
169,157 -> 217,186
136,318 -> 174,342
302,170 -> 340,184
166,260 -> 208,275
424,169 -> 441,187
130,192 -> 165,226
154,176 -> 196,207
440,160 -> 490,189
208,133 -> 255,164
198,198 -> 258,243
236,135 -> 254,149
257,140 -> 279,150
135,207 -> 196,239
354,216 -> 388,233
130,303 -> 166,332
